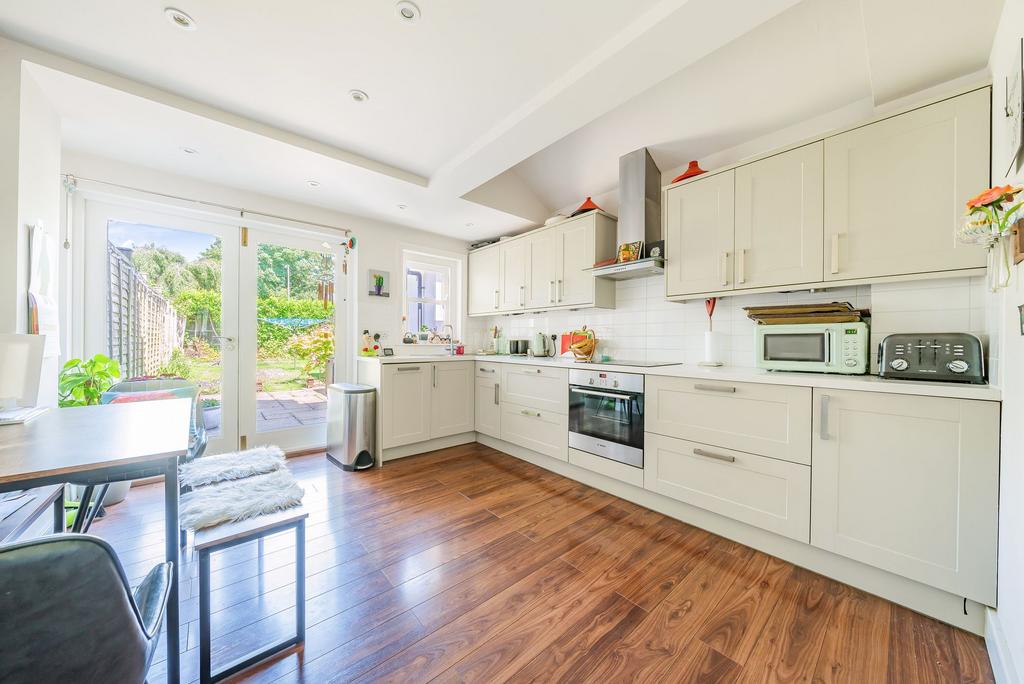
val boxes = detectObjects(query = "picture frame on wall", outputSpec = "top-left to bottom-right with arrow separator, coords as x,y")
367,269 -> 390,297
1005,37 -> 1024,176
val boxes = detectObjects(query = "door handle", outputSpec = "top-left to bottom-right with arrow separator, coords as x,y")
549,280 -> 555,304
494,289 -> 499,309
396,366 -> 421,372
693,448 -> 736,463
520,285 -> 525,307
720,252 -> 729,287
820,394 -> 830,440
737,248 -> 746,285
830,234 -> 842,274
494,383 -> 499,405
557,279 -> 563,302
479,367 -> 495,373
693,383 -> 736,393
521,409 -> 541,418
432,365 -> 437,388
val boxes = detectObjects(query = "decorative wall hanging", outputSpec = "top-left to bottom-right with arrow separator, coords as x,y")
367,269 -> 390,297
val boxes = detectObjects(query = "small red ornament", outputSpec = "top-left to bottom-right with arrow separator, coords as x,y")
671,160 -> 707,184
571,196 -> 602,217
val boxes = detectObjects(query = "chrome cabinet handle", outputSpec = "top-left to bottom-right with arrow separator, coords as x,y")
737,248 -> 746,285
494,383 -> 499,405
521,409 -> 540,417
820,394 -> 830,440
549,280 -> 555,304
693,448 -> 736,463
432,365 -> 437,387
557,279 -> 563,302
479,367 -> 495,373
494,289 -> 499,309
694,383 -> 736,393
396,366 -> 420,372
520,285 -> 525,307
720,252 -> 729,287
830,234 -> 841,274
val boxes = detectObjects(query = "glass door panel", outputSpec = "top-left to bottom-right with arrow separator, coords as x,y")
82,200 -> 240,456
239,229 -> 343,451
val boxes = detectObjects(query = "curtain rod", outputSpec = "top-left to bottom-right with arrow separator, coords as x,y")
61,173 -> 352,236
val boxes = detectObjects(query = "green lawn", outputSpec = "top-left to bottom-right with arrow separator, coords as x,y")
188,355 -> 322,396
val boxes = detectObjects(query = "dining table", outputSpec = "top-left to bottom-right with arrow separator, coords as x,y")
0,399 -> 191,684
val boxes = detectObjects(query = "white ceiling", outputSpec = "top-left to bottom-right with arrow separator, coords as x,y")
0,0 -> 1005,240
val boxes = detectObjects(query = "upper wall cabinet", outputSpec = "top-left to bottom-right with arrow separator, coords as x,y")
824,88 -> 989,281
468,246 -> 500,315
664,170 -> 735,297
664,87 -> 991,300
735,142 -> 824,289
468,212 -> 616,317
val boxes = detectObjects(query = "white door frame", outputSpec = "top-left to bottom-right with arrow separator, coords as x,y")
77,195 -> 241,456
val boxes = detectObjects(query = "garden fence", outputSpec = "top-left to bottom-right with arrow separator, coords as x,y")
108,243 -> 185,378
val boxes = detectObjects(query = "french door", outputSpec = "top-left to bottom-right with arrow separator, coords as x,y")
79,195 -> 348,456
238,228 -> 345,452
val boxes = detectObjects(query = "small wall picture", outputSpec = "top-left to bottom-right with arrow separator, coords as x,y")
382,347 -> 395,356
368,269 -> 390,297
617,241 -> 643,263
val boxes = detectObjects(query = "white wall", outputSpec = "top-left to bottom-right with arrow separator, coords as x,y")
986,0 -> 1024,680
468,276 -> 990,371
61,152 -> 471,368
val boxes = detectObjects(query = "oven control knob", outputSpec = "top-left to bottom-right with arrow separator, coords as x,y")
889,358 -> 909,371
613,380 -> 619,388
947,359 -> 970,374
588,378 -> 595,385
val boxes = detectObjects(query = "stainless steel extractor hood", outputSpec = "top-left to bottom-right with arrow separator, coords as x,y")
589,147 -> 664,280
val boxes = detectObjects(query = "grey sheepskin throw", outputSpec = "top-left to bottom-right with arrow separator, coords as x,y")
178,445 -> 286,488
179,467 -> 304,530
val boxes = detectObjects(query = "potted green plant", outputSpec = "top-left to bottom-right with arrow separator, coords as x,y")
58,354 -> 121,407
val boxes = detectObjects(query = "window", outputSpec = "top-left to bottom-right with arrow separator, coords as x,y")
403,251 -> 458,340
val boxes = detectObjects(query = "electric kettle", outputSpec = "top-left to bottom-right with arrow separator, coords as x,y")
531,333 -> 555,357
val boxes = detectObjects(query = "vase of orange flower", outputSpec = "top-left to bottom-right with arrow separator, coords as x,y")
958,184 -> 1023,290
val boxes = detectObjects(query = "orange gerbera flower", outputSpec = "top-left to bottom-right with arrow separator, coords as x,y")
966,185 -> 1023,210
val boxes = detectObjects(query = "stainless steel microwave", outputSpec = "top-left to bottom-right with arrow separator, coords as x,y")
755,322 -> 868,374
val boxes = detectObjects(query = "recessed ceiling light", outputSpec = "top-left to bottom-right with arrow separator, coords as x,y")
395,1 -> 421,22
180,146 -> 199,154
164,7 -> 197,31
397,203 -> 408,210
306,180 -> 321,188
349,89 -> 369,103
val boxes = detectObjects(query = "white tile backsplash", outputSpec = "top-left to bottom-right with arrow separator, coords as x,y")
466,275 -> 994,372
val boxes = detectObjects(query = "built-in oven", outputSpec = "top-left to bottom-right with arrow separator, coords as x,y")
568,369 -> 644,468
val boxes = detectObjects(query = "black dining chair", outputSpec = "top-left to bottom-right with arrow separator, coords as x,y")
0,534 -> 172,684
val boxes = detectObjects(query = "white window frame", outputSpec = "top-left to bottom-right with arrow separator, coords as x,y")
402,250 -> 460,340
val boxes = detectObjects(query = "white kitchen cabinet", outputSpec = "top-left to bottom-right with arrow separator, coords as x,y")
645,432 -> 810,542
526,229 -> 559,309
645,376 -> 811,465
474,363 -> 501,438
500,365 -> 568,414
429,362 -> 475,439
554,213 -> 616,308
735,142 -> 824,288
664,170 -> 735,297
823,89 -> 989,281
811,389 -> 999,605
468,247 -> 500,315
500,401 -> 568,461
381,363 -> 432,447
498,238 -> 529,312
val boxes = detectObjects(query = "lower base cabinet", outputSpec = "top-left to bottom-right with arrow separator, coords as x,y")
474,367 -> 501,439
644,432 -> 810,542
811,389 -> 999,605
500,401 -> 568,462
380,362 -> 474,449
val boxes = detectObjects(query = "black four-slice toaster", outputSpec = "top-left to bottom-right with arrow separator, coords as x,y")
878,333 -> 986,384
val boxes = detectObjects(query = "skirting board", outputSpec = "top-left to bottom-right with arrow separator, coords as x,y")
477,434 -> 988,635
986,608 -> 1019,684
382,433 -> 476,463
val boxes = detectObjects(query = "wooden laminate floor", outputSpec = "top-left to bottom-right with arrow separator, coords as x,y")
91,443 -> 994,683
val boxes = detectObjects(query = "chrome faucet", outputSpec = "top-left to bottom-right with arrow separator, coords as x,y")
442,324 -> 455,355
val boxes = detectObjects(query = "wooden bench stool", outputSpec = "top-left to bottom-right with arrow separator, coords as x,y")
195,508 -> 307,684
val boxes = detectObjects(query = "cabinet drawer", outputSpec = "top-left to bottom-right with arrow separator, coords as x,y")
476,362 -> 502,378
500,401 -> 568,461
644,433 -> 810,542
645,376 -> 811,464
501,365 -> 568,414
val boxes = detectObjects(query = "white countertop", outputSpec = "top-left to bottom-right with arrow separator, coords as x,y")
358,354 -> 1001,401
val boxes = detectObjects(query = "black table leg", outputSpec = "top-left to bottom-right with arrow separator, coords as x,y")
81,483 -> 110,533
71,485 -> 95,533
164,460 -> 181,684
52,489 -> 64,533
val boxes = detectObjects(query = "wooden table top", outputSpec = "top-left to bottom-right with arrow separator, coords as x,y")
0,400 -> 191,486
